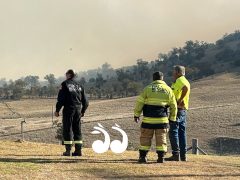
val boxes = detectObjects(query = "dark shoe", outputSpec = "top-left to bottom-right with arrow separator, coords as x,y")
72,150 -> 82,157
181,155 -> 187,161
138,156 -> 147,164
156,151 -> 165,163
165,154 -> 180,161
157,157 -> 164,163
63,150 -> 71,156
138,150 -> 148,163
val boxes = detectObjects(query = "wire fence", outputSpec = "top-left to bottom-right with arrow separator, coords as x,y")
1,102 -> 239,136
0,101 -> 239,155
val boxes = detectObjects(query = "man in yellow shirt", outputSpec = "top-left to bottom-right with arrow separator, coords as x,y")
134,72 -> 177,163
166,65 -> 190,162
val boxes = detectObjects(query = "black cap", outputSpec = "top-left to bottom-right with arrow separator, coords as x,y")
66,69 -> 75,78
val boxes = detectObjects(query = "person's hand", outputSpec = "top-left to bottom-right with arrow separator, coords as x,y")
177,100 -> 185,107
54,111 -> 59,117
134,116 -> 140,123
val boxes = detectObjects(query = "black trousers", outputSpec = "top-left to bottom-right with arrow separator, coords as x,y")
62,107 -> 82,150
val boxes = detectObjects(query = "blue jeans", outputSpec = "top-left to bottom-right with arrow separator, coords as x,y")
169,109 -> 187,157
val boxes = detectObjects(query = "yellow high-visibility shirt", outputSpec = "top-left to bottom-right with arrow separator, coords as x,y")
134,80 -> 177,124
171,76 -> 190,110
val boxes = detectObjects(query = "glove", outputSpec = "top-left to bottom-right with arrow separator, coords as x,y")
134,116 -> 140,123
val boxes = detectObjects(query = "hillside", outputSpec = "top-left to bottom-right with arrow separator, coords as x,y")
0,141 -> 239,179
0,73 -> 240,155
1,31 -> 240,101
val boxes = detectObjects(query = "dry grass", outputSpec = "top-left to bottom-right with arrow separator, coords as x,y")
0,73 -> 240,154
0,141 -> 239,179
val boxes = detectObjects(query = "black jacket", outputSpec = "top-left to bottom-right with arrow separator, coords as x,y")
56,78 -> 89,114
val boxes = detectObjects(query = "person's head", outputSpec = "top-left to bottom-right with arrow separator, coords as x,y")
153,71 -> 164,81
173,65 -> 185,80
66,69 -> 75,79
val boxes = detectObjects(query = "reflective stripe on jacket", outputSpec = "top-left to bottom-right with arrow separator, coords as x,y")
134,80 -> 177,124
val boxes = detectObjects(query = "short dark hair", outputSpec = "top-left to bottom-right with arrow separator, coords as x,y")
153,71 -> 164,81
66,69 -> 75,78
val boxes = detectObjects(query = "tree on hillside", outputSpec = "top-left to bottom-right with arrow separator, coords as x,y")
44,74 -> 57,85
127,81 -> 143,96
8,79 -> 26,100
216,39 -> 225,49
95,73 -> 105,98
24,75 -> 40,97
194,62 -> 214,78
44,74 -> 57,97
2,83 -> 11,99
137,59 -> 149,81
0,78 -> 7,87
39,86 -> 48,98
111,81 -> 124,98
2,30 -> 240,101
215,47 -> 235,62
79,77 -> 86,86
101,62 -> 116,79
185,67 -> 200,80
102,80 -> 114,99
222,30 -> 240,42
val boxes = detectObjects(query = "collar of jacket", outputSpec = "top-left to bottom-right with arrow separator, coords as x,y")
152,80 -> 166,85
174,75 -> 185,83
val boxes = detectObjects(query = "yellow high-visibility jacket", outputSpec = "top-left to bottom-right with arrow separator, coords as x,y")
134,80 -> 177,124
171,76 -> 190,110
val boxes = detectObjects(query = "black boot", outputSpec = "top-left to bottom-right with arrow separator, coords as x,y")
72,144 -> 82,156
72,150 -> 82,156
157,151 -> 165,163
180,154 -> 187,161
165,154 -> 180,161
63,145 -> 72,156
138,150 -> 148,164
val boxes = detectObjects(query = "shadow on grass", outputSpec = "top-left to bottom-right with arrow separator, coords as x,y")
209,137 -> 240,155
1,157 -> 240,178
230,123 -> 240,127
91,174 -> 240,179
66,167 -> 240,179
0,157 -> 137,164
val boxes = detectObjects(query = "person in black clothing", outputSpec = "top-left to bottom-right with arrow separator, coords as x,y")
55,69 -> 89,156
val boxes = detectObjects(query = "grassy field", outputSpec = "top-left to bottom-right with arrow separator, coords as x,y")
0,73 -> 240,154
0,141 -> 240,180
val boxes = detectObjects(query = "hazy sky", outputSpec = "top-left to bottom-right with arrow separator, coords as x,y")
1,0 -> 240,80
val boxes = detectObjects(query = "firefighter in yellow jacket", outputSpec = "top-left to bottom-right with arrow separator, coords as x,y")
134,72 -> 177,163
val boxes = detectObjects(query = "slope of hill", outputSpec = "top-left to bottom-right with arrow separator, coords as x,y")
0,141 -> 239,180
2,31 -> 240,101
0,73 -> 240,155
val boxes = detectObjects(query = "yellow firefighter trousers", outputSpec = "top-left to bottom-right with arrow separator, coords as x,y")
139,128 -> 168,152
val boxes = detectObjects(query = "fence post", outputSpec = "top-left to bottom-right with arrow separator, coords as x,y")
219,138 -> 223,156
192,138 -> 199,155
21,119 -> 26,142
52,105 -> 54,127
